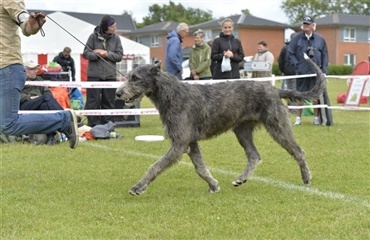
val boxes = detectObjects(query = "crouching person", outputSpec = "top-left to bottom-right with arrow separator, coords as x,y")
0,4 -> 78,149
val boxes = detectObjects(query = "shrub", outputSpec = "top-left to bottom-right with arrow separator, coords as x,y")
327,65 -> 353,75
272,63 -> 281,76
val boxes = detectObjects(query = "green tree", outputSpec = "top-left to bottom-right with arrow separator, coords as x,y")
281,0 -> 370,24
241,8 -> 253,16
137,1 -> 213,28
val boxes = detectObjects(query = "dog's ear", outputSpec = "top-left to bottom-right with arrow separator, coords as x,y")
151,60 -> 162,75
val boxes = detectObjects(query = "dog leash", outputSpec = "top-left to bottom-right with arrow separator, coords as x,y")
34,12 -> 126,77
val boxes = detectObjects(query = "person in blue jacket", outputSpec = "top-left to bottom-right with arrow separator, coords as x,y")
288,16 -> 328,125
165,22 -> 189,80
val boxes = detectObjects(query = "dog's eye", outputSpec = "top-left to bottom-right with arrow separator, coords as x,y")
131,75 -> 139,82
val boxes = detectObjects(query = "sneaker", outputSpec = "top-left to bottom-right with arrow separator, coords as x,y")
294,117 -> 302,125
313,116 -> 320,125
62,109 -> 79,149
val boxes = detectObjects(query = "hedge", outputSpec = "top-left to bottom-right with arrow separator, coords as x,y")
272,63 -> 354,76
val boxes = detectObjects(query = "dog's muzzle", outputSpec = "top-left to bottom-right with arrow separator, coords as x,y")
124,93 -> 143,104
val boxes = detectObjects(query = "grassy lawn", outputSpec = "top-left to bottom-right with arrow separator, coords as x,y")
1,79 -> 369,239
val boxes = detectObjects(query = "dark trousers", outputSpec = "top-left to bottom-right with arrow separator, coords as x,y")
20,93 -> 64,138
85,77 -> 116,127
20,93 -> 64,111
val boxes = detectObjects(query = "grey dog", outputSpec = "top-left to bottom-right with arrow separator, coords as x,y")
116,53 -> 326,195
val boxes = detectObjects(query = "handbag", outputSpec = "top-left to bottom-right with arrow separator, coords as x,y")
221,56 -> 231,72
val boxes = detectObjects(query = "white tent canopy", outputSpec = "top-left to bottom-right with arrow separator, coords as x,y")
21,11 -> 150,80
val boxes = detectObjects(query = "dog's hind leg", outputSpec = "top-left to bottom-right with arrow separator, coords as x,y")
232,122 -> 261,187
263,110 -> 312,185
188,141 -> 220,193
129,144 -> 187,195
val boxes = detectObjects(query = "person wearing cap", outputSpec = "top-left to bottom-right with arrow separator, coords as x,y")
20,60 -> 65,145
288,16 -> 329,125
0,0 -> 78,149
83,15 -> 123,127
189,29 -> 212,80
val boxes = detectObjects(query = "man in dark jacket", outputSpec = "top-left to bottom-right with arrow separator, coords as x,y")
278,32 -> 297,90
165,22 -> 189,80
211,18 -> 244,79
53,47 -> 76,81
288,16 -> 328,125
83,15 -> 123,127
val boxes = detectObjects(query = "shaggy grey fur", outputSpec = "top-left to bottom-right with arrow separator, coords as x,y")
116,54 -> 326,195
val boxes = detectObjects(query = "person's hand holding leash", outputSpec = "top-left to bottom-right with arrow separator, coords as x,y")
26,11 -> 46,35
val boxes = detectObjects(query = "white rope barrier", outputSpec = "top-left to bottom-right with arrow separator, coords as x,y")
24,74 -> 370,88
18,105 -> 370,115
20,73 -> 369,116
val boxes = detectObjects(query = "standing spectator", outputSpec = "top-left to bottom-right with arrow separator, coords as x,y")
252,41 -> 274,78
20,60 -> 64,145
278,32 -> 297,90
211,18 -> 244,79
0,1 -> 78,149
189,29 -> 212,80
288,16 -> 329,125
52,47 -> 76,82
165,22 -> 189,80
83,15 -> 123,127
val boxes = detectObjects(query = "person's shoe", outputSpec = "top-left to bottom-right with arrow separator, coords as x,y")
313,116 -> 320,125
294,117 -> 302,125
62,110 -> 79,149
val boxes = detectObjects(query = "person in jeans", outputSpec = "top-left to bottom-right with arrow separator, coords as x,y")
83,15 -> 123,127
0,0 -> 78,149
189,29 -> 212,80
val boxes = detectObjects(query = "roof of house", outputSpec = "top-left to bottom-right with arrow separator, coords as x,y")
292,14 -> 370,28
28,10 -> 136,32
128,21 -> 179,35
190,14 -> 290,30
126,14 -> 289,36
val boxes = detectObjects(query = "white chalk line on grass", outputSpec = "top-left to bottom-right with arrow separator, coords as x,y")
89,143 -> 370,208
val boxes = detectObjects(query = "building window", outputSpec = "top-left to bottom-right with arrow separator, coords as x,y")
134,37 -> 141,44
151,35 -> 159,47
203,30 -> 212,42
344,54 -> 356,66
343,28 -> 356,42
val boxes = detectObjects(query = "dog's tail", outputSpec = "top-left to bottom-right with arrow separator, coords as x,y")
278,53 -> 326,102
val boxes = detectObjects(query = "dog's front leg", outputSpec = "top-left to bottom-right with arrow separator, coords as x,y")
129,145 -> 186,195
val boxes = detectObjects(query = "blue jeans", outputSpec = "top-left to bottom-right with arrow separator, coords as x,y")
0,64 -> 70,135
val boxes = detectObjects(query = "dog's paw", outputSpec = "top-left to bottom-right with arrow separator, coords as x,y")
301,168 -> 312,185
232,179 -> 247,187
302,173 -> 312,185
129,183 -> 147,196
209,185 -> 220,193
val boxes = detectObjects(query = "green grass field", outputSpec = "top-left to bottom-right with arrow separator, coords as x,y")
1,79 -> 369,239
